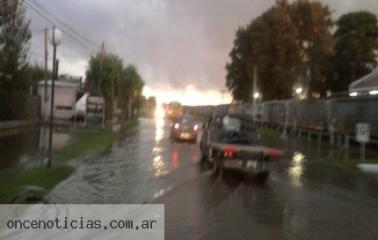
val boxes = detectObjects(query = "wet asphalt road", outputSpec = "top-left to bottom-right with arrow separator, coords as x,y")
47,117 -> 378,240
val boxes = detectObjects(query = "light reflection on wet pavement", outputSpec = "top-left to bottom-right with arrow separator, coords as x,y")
47,117 -> 202,203
46,117 -> 378,239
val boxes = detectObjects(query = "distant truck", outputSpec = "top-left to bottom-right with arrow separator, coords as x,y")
165,101 -> 183,119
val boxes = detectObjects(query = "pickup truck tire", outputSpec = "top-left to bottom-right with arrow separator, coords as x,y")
200,146 -> 208,162
212,158 -> 224,179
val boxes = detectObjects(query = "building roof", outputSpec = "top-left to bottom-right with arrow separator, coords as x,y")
38,79 -> 80,88
349,70 -> 378,92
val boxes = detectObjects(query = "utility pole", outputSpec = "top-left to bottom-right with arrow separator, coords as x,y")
44,28 -> 48,120
47,59 -> 59,167
100,42 -> 105,57
99,42 -> 105,95
47,26 -> 62,168
99,42 -> 105,128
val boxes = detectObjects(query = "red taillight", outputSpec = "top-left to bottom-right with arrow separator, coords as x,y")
265,148 -> 283,159
223,146 -> 237,158
174,123 -> 180,129
193,124 -> 199,131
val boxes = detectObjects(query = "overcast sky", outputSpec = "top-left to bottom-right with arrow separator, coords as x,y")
26,0 -> 378,104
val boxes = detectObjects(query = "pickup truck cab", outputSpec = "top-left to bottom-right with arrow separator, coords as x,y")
200,113 -> 283,181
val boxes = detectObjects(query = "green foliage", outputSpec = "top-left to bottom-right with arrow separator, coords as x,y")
226,26 -> 253,102
255,1 -> 301,100
0,166 -> 73,203
226,0 -> 333,101
86,53 -> 124,119
55,127 -> 120,162
118,65 -> 144,101
86,53 -> 123,100
117,65 -> 144,119
289,0 -> 333,96
0,126 -> 124,203
330,11 -> 378,92
0,0 -> 31,92
0,0 -> 32,120
86,53 -> 144,120
23,64 -> 53,94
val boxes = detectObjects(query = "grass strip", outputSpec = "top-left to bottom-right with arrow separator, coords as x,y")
0,126 -> 123,203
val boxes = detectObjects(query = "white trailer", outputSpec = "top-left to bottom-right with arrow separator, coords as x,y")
38,80 -> 80,120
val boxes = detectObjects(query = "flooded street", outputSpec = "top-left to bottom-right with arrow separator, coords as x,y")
47,118 -> 202,203
0,126 -> 72,169
2,0 -> 378,238
0,128 -> 40,169
44,117 -> 378,239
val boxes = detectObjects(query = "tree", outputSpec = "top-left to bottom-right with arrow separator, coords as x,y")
226,26 -> 253,102
226,0 -> 301,101
23,63 -> 53,94
0,0 -> 31,92
86,53 -> 123,120
289,0 -> 333,97
86,54 -> 144,121
117,65 -> 144,120
330,11 -> 378,92
0,0 -> 31,120
226,0 -> 334,101
254,0 -> 300,100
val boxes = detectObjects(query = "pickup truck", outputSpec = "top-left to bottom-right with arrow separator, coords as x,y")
200,113 -> 283,182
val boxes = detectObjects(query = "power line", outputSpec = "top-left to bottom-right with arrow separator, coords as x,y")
26,0 -> 98,52
26,3 -> 97,54
31,28 -> 45,32
25,0 -> 99,55
30,0 -> 99,49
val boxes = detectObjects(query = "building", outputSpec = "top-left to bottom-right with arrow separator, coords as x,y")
349,70 -> 378,97
38,79 -> 81,120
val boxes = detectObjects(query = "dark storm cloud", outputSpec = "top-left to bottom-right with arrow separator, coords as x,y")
27,0 -> 378,91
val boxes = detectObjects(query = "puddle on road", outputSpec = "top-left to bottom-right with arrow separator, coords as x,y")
260,130 -> 378,196
46,118 -> 378,204
0,126 -> 73,169
288,151 -> 306,187
47,116 -> 205,204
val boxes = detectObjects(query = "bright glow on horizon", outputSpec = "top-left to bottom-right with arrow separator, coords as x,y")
143,85 -> 232,106
155,103 -> 165,119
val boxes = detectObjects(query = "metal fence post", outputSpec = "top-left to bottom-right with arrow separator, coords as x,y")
344,134 -> 349,148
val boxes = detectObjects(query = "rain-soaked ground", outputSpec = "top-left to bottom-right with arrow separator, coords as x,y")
43,117 -> 378,239
0,126 -> 72,169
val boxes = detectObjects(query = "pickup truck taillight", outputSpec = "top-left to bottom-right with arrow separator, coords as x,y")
223,147 -> 237,158
265,148 -> 283,159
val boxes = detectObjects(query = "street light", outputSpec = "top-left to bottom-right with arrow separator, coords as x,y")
47,26 -> 62,168
253,92 -> 260,99
50,28 -> 62,46
295,87 -> 303,95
